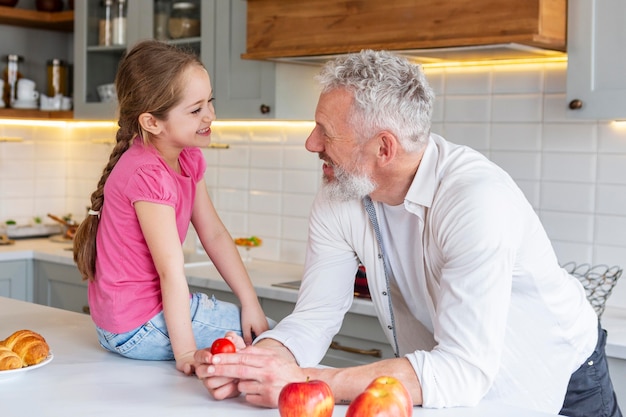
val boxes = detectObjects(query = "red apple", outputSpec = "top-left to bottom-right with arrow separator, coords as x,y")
346,376 -> 413,417
365,376 -> 412,416
278,378 -> 334,417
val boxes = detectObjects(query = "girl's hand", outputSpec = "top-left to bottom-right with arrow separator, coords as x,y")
240,302 -> 270,345
176,350 -> 198,375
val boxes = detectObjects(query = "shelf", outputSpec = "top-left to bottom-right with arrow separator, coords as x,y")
0,109 -> 73,119
0,6 -> 73,32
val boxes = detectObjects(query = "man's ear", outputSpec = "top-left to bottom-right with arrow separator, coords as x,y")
376,131 -> 398,167
138,112 -> 161,135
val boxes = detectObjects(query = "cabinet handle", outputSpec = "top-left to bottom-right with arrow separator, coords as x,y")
329,341 -> 382,358
260,104 -> 271,114
569,99 -> 583,110
82,305 -> 90,315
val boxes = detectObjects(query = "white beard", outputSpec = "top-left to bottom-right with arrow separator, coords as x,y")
322,164 -> 376,202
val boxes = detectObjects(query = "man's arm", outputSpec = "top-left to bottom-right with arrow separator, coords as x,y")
195,336 -> 423,408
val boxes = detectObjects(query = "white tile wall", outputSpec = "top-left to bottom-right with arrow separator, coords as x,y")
1,61 -> 625,308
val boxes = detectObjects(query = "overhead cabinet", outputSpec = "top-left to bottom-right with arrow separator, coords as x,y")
73,0 -> 274,120
566,0 -> 626,120
243,0 -> 567,64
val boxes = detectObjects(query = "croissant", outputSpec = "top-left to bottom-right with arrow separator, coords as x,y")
2,329 -> 50,367
0,345 -> 23,371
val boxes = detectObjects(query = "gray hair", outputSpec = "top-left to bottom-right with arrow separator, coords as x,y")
316,50 -> 435,153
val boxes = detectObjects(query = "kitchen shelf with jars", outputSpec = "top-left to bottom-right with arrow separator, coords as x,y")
73,0 -> 274,120
0,4 -> 74,120
73,0 -> 206,119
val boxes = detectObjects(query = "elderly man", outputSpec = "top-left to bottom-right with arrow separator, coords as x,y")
194,50 -> 621,417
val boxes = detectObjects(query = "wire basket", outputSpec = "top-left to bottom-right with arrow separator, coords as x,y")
561,262 -> 623,317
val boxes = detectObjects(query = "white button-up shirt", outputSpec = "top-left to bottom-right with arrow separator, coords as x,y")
257,134 -> 598,413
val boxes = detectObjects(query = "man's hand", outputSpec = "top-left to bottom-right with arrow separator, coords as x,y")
194,336 -> 302,407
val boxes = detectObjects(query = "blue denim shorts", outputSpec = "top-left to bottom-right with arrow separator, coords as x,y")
95,292 -> 244,360
559,323 -> 622,417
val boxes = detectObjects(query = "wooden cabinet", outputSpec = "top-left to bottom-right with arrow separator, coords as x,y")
72,0 -> 274,120
566,0 -> 626,120
34,260 -> 89,314
243,0 -> 566,62
0,260 -> 33,302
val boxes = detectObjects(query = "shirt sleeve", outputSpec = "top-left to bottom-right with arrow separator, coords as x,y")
254,192 -> 360,366
125,164 -> 178,207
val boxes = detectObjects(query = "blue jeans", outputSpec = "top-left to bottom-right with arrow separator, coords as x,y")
96,292 -> 244,360
559,323 -> 622,417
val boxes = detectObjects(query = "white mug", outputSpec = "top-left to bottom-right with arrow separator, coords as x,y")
17,78 -> 39,101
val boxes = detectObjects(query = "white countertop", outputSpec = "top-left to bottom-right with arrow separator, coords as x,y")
2,238 -> 625,360
0,297 -> 560,416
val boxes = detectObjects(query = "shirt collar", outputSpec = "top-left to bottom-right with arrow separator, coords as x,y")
404,134 -> 438,211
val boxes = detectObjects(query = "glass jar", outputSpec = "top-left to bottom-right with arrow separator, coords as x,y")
99,0 -> 114,46
154,0 -> 171,40
168,2 -> 200,39
2,54 -> 23,108
47,59 -> 68,97
112,0 -> 127,46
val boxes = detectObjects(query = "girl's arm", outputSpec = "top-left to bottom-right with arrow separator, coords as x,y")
135,201 -> 197,373
191,180 -> 269,344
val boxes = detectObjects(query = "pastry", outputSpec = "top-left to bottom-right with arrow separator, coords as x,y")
0,345 -> 23,371
2,329 -> 50,366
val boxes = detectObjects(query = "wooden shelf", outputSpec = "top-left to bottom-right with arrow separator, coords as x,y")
0,5 -> 73,32
0,108 -> 73,119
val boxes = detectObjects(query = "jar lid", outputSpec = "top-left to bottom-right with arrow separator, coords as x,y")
5,54 -> 24,62
172,2 -> 197,9
47,59 -> 66,66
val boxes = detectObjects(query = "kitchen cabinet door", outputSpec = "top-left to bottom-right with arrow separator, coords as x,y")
34,260 -> 88,314
0,260 -> 33,302
566,0 -> 626,120
213,0 -> 275,119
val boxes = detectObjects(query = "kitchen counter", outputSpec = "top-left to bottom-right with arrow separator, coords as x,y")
0,296 -> 560,416
3,238 -> 626,360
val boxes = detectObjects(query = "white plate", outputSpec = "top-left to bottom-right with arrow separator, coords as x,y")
0,352 -> 53,381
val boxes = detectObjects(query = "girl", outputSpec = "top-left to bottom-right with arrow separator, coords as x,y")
73,40 -> 269,374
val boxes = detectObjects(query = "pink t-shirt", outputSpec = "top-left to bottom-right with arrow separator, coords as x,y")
89,138 -> 206,333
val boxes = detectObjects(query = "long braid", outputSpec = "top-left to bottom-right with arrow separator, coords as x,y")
73,126 -> 134,281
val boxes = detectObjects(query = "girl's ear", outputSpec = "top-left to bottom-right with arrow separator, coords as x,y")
138,112 -> 162,135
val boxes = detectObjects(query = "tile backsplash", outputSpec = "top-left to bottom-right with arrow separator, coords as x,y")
1,61 -> 625,308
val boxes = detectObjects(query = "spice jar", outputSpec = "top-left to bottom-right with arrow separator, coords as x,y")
99,0 -> 113,46
2,54 -> 23,108
47,59 -> 68,97
168,2 -> 200,39
154,0 -> 170,40
112,0 -> 127,46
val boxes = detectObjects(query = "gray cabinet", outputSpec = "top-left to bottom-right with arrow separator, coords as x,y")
34,260 -> 89,314
189,283 -> 393,368
212,0 -> 275,119
566,0 -> 626,120
73,0 -> 274,120
0,260 -> 33,302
